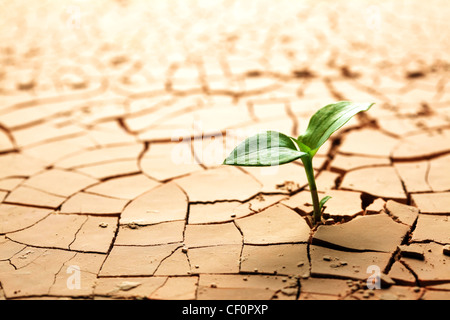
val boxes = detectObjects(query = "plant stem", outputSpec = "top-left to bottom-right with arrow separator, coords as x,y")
301,155 -> 321,225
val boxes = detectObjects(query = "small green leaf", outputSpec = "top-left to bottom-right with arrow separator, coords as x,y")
297,141 -> 312,154
223,131 -> 308,166
319,195 -> 332,210
298,101 -> 374,156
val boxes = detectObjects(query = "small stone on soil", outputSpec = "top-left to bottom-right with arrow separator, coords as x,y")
330,263 -> 341,268
117,281 -> 141,291
443,245 -> 450,256
281,288 -> 297,296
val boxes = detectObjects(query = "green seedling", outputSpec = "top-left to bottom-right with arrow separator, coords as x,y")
223,101 -> 374,225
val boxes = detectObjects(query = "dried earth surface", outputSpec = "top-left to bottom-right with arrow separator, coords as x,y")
0,0 -> 449,300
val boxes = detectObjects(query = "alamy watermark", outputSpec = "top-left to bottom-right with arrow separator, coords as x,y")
66,265 -> 81,290
366,265 -> 381,290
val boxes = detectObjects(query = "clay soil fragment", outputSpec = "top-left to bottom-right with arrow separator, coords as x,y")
340,166 -> 407,201
235,204 -> 310,244
187,245 -> 241,274
0,204 -> 52,234
310,245 -> 392,280
400,243 -> 450,285
184,223 -> 242,247
174,166 -> 262,202
60,192 -> 128,215
411,214 -> 449,244
313,213 -> 410,252
411,192 -> 450,215
198,274 -> 292,300
387,261 -> 417,285
100,243 -> 181,277
385,200 -> 419,227
392,129 -> 450,161
94,277 -> 167,299
120,182 -> 188,225
0,248 -> 75,298
241,243 -> 309,276
7,214 -> 87,250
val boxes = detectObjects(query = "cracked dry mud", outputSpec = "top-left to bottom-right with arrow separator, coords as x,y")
0,0 -> 449,300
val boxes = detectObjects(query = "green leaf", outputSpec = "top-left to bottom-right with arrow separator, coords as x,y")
319,195 -> 332,211
223,131 -> 308,166
298,101 -> 374,156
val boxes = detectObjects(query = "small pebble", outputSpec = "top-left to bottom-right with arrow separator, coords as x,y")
413,286 -> 421,293
99,222 -> 108,228
253,268 -> 258,273
181,247 -> 188,253
210,283 -> 217,288
16,79 -> 35,91
117,281 -> 141,291
195,265 -> 199,269
297,261 -> 305,267
443,245 -> 450,256
340,261 -> 348,266
322,255 -> 332,261
281,288 -> 297,296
